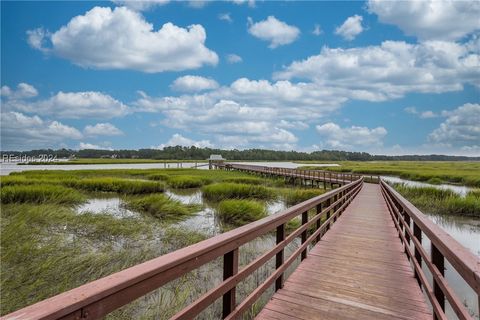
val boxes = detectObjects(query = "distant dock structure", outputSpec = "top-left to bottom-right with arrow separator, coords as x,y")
208,154 -> 225,169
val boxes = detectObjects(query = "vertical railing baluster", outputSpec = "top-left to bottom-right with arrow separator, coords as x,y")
404,209 -> 411,254
222,249 -> 239,318
397,205 -> 404,244
275,224 -> 285,291
338,191 -> 343,215
301,211 -> 308,260
325,198 -> 331,231
316,203 -> 322,242
333,194 -> 338,222
413,222 -> 422,286
432,244 -> 445,319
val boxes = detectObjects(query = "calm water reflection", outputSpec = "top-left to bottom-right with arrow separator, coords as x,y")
76,197 -> 138,218
426,213 -> 480,256
421,213 -> 479,319
0,161 -> 339,175
382,175 -> 472,196
0,162 -> 201,175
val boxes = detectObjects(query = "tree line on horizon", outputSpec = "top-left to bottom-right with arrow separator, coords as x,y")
1,146 -> 479,161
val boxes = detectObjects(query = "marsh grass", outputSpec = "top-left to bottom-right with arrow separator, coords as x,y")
64,178 -> 165,194
0,203 -> 157,315
468,189 -> 480,197
1,184 -> 85,205
217,200 -> 267,226
0,167 -> 316,317
0,200 -> 210,316
125,194 -> 200,221
146,173 -> 170,181
393,183 -> 480,218
166,175 -> 212,189
1,175 -> 56,186
223,177 -> 264,185
281,188 -> 326,206
202,183 -> 274,201
10,168 -> 265,185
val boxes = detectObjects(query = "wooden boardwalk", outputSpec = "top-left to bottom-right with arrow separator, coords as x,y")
256,183 -> 432,320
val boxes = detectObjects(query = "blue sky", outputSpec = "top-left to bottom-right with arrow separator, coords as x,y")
1,0 -> 479,155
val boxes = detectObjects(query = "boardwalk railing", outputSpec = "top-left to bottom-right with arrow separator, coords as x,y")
4,179 -> 363,320
381,180 -> 480,320
220,163 -> 362,185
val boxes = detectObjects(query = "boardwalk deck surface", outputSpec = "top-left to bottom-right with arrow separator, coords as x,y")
256,183 -> 432,320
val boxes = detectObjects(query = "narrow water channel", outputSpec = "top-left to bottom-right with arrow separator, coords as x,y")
381,175 -> 472,196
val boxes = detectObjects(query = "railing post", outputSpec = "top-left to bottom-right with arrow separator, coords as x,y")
301,211 -> 308,260
432,244 -> 445,319
316,203 -> 322,242
275,224 -> 285,291
413,222 -> 422,286
223,248 -> 239,318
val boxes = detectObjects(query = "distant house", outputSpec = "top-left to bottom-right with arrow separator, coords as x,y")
207,154 -> 225,169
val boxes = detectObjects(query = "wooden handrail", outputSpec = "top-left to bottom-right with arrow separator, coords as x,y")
380,180 -> 480,320
3,179 -> 363,320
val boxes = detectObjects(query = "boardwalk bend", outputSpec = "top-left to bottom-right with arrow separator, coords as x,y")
3,164 -> 479,320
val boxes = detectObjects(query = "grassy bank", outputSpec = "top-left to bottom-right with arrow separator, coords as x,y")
166,175 -> 212,189
1,184 -> 85,205
392,183 -> 480,218
125,194 -> 200,222
298,161 -> 480,187
64,178 -> 165,194
202,183 -> 274,201
217,199 -> 267,226
281,188 -> 326,206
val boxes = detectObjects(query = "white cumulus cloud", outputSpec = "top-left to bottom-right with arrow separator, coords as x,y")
274,40 -> 480,100
428,103 -> 480,148
112,0 -> 170,11
335,15 -> 364,40
219,12 -> 233,23
27,6 -> 218,73
226,54 -> 242,64
1,83 -> 38,99
230,0 -> 255,8
368,0 -> 480,41
33,92 -> 128,119
1,112 -> 82,150
78,142 -> 113,150
170,75 -> 219,92
312,24 -> 323,36
404,107 -> 440,119
84,123 -> 124,136
248,16 -> 300,48
316,122 -> 387,149
3,87 -> 130,119
154,133 -> 213,149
